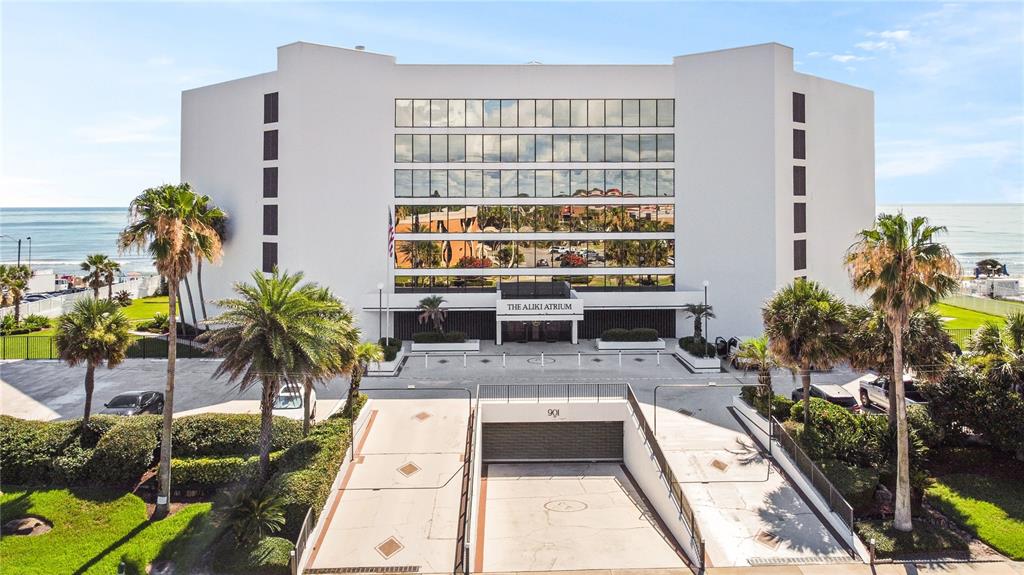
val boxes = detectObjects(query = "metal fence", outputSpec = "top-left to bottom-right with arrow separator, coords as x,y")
771,416 -> 855,531
944,327 -> 975,349
625,387 -> 706,571
478,382 -> 628,402
943,294 -> 1024,318
289,506 -> 315,575
0,334 -> 210,360
454,407 -> 476,575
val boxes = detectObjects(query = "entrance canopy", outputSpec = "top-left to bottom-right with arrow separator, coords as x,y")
496,297 -> 583,344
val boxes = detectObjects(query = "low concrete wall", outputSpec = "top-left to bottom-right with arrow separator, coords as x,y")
366,349 -> 405,376
674,349 -> 721,373
596,338 -> 667,350
411,339 -> 481,352
731,396 -> 870,562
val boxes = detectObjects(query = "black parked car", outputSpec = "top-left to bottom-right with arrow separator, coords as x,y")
791,383 -> 860,413
102,391 -> 164,416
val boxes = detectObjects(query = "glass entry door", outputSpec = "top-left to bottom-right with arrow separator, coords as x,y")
501,321 -> 570,343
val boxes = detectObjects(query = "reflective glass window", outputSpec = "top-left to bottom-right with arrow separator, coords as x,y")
501,170 -> 518,197
518,170 -> 535,198
588,169 -> 605,195
483,135 -> 500,162
657,135 -> 674,162
570,169 -> 587,197
413,170 -> 430,197
657,99 -> 674,127
430,99 -> 447,127
552,135 -> 570,162
605,135 -> 622,162
413,134 -> 430,162
466,170 -> 483,197
431,135 -> 448,162
518,99 -> 535,127
466,100 -> 483,127
395,100 -> 413,127
588,135 -> 605,163
640,169 -> 657,196
430,170 -> 447,197
605,169 -> 622,195
536,100 -> 553,127
553,100 -> 570,127
622,170 -> 640,196
518,135 -> 536,162
626,206 -> 641,233
395,134 -> 412,162
588,99 -> 605,127
622,99 -> 640,127
500,135 -> 517,162
640,99 -> 657,126
448,170 -> 466,198
658,204 -> 674,231
535,170 -> 552,197
413,99 -> 430,127
535,135 -> 553,162
569,205 -> 587,232
465,135 -> 483,162
448,135 -> 466,162
640,135 -> 657,162
448,100 -> 466,127
638,205 -> 659,232
483,170 -> 501,197
395,170 -> 412,197
570,135 -> 587,162
623,135 -> 640,162
570,99 -> 587,127
483,100 -> 501,127
605,100 -> 622,127
658,169 -> 674,197
553,170 -> 570,197
501,99 -> 518,127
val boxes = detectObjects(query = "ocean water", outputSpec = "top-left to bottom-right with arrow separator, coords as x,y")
1,204 -> 1022,277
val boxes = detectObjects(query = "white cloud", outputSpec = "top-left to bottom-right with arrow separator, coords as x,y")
76,115 -> 171,144
807,51 -> 827,57
877,139 -> 1018,179
875,30 -> 911,42
831,54 -> 871,63
856,40 -> 893,51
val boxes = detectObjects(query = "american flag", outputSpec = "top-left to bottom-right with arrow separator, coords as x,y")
387,208 -> 395,257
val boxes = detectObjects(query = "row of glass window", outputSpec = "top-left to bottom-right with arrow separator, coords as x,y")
395,169 -> 673,198
395,274 -> 675,292
395,239 -> 674,269
395,99 -> 674,128
395,204 -> 674,233
395,133 -> 674,163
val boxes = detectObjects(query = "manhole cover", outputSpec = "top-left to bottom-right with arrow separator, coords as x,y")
592,358 -> 603,363
755,529 -> 782,549
413,412 -> 431,421
437,359 -> 448,364
397,462 -> 421,477
480,358 -> 491,363
711,459 -> 730,472
526,357 -> 555,365
634,357 -> 644,362
544,499 -> 588,512
376,536 -> 404,559
677,408 -> 694,416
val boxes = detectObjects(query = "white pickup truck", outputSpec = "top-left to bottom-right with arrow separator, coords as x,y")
858,374 -> 928,411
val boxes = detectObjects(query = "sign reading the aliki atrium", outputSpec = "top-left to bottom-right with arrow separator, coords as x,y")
496,299 -> 584,318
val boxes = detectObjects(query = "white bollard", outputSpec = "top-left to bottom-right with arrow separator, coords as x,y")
502,352 -> 506,367
657,351 -> 661,366
618,350 -> 622,366
541,352 -> 545,367
463,352 -> 467,367
424,353 -> 428,368
578,352 -> 581,366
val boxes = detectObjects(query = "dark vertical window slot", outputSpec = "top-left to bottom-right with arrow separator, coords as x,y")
264,130 -> 278,161
263,167 -> 278,198
792,92 -> 805,123
262,242 -> 278,273
794,239 -> 807,271
263,205 -> 279,236
264,92 -> 279,124
793,165 -> 806,196
793,129 -> 806,160
794,203 -> 806,234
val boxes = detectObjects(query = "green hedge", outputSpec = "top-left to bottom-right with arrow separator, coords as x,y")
819,458 -> 879,512
600,328 -> 659,342
678,336 -> 715,358
88,416 -> 160,484
739,386 -> 794,420
172,451 -> 284,488
854,519 -> 968,559
378,337 -> 402,362
212,535 -> 293,575
412,331 -> 467,344
172,414 -> 302,457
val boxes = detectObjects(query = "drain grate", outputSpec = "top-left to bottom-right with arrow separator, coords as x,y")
307,567 -> 421,574
710,459 -> 730,472
375,536 -> 404,559
397,462 -> 421,477
754,529 -> 781,549
748,556 -> 854,566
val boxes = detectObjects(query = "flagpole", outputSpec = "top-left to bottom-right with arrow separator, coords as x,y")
386,204 -> 393,340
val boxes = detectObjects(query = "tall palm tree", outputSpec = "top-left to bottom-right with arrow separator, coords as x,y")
846,212 -> 959,533
1006,311 -> 1024,353
762,280 -> 848,425
204,269 -> 352,479
682,303 -> 715,341
731,336 -> 777,399
81,254 -> 113,299
295,286 -> 359,436
194,196 -> 227,321
345,342 -> 384,417
105,260 -> 122,300
55,298 -> 132,426
0,264 -> 31,322
119,183 -> 222,517
418,295 -> 447,333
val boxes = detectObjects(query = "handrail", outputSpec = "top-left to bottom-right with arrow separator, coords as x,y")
625,387 -> 706,571
453,405 -> 476,575
478,382 -> 628,402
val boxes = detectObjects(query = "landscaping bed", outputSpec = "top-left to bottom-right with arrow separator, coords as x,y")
926,471 -> 1024,560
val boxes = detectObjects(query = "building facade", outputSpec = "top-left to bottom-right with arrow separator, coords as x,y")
181,41 -> 874,343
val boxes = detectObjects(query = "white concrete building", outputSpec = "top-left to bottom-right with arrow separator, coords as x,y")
181,41 -> 874,344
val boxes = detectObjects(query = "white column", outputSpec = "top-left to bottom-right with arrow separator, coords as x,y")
496,318 -> 502,345
571,320 -> 578,344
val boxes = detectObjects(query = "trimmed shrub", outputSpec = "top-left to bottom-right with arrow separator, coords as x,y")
0,416 -> 81,484
739,387 -> 794,420
601,328 -> 631,341
172,451 -> 283,489
88,415 -> 160,484
412,331 -> 467,344
22,314 -> 51,331
600,328 -> 659,342
212,536 -> 293,575
678,336 -> 715,358
854,519 -> 968,559
172,414 -> 302,457
819,458 -> 879,513
378,337 -> 402,362
907,403 -> 943,449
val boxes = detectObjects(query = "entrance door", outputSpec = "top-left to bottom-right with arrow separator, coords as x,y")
501,321 -> 570,343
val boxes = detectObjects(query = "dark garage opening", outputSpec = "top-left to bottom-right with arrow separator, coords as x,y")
482,421 -> 624,462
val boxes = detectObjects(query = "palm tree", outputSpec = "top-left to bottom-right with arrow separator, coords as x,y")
846,212 -> 959,533
119,183 -> 222,516
762,280 -> 848,425
81,254 -> 114,299
418,295 -> 447,333
682,303 -> 715,341
731,336 -> 777,399
55,298 -> 132,427
1006,311 -> 1024,353
0,264 -> 31,322
345,342 -> 384,417
296,286 -> 359,436
105,260 -> 122,300
194,195 -> 227,321
204,269 -> 352,479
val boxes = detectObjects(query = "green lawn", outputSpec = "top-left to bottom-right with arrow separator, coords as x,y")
121,295 -> 176,324
0,488 -> 220,575
927,473 -> 1024,560
854,519 -> 968,559
931,302 -> 1005,330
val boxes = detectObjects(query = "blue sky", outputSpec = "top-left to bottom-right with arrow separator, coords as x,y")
2,1 -> 1021,207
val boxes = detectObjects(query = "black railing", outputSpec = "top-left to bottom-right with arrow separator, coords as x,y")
0,334 -> 211,360
454,408 -> 476,575
289,506 -> 315,575
771,416 -> 855,532
478,382 -> 628,402
625,387 -> 706,571
944,327 -> 974,349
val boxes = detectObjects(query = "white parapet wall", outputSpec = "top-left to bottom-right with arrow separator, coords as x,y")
674,349 -> 721,373
410,339 -> 481,352
596,339 -> 668,350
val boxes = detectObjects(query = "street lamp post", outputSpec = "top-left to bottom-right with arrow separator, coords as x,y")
26,237 -> 31,270
376,282 -> 384,341
0,235 -> 22,267
702,280 -> 710,343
